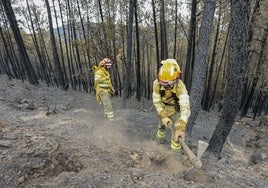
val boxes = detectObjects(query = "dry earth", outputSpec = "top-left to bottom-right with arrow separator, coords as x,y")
0,75 -> 267,188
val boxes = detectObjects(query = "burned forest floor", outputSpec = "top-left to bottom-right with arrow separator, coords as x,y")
0,75 -> 267,188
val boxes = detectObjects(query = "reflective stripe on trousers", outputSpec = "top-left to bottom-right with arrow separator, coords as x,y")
171,139 -> 181,151
99,91 -> 114,119
157,129 -> 165,139
157,111 -> 182,151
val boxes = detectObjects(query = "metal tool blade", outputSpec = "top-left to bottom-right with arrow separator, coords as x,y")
197,140 -> 209,159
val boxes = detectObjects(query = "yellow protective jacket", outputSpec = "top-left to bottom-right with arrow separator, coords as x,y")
94,67 -> 114,103
152,79 -> 191,125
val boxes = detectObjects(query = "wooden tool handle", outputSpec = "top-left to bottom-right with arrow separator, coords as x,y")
179,138 -> 202,168
168,123 -> 203,168
179,138 -> 196,161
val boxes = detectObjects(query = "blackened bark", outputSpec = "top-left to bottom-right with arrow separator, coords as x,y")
203,4 -> 222,111
134,1 -> 141,101
122,0 -> 135,108
186,0 -> 216,135
44,0 -> 66,90
152,0 -> 160,69
184,0 -> 197,89
207,0 -> 250,158
1,0 -> 38,84
160,0 -> 168,60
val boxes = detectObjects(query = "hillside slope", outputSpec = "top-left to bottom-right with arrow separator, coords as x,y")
0,75 -> 267,187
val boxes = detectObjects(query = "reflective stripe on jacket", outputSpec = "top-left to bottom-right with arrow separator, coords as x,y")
94,67 -> 114,93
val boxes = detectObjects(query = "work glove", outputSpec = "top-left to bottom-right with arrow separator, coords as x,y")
109,88 -> 115,95
162,117 -> 172,128
174,130 -> 185,142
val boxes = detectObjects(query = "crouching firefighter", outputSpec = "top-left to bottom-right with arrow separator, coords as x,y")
94,58 -> 115,121
152,59 -> 191,152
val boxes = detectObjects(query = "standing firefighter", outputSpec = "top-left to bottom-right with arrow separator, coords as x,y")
152,59 -> 191,152
94,58 -> 115,121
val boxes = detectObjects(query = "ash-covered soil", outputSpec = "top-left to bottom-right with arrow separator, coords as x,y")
0,75 -> 267,187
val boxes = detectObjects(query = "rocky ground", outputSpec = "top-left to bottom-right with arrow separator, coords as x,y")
0,75 -> 267,187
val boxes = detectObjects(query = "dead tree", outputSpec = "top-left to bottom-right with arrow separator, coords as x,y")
207,0 -> 250,158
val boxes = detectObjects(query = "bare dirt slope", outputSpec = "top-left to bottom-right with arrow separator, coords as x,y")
0,75 -> 267,187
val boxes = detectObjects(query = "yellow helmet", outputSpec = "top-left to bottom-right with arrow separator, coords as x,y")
158,59 -> 181,87
99,58 -> 112,67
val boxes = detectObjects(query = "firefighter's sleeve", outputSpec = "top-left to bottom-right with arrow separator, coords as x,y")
176,80 -> 191,131
152,80 -> 168,119
109,80 -> 115,92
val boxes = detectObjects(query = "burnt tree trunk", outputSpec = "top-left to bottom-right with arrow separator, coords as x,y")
1,0 -> 38,84
207,0 -> 250,158
184,0 -> 197,89
186,0 -> 216,136
45,0 -> 66,89
152,0 -> 160,69
134,1 -> 141,101
203,4 -> 222,111
122,0 -> 135,108
160,0 -> 168,60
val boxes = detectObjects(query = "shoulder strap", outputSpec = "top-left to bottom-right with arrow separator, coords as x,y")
92,65 -> 99,74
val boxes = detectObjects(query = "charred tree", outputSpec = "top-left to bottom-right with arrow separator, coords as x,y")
160,0 -> 168,60
0,26 -> 19,78
240,0 -> 264,117
184,0 -> 197,89
207,0 -> 250,158
123,0 -> 135,108
186,0 -> 216,136
1,0 -> 38,84
152,0 -> 160,69
203,4 -> 222,111
44,0 -> 66,89
134,1 -> 141,101
173,0 -> 178,58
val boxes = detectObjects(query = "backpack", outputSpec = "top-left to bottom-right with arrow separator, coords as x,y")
92,65 -> 99,90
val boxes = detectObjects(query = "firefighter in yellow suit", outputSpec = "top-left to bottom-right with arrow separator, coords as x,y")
94,58 -> 115,121
152,59 -> 191,152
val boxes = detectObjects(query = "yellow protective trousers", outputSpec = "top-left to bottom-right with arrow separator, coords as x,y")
99,91 -> 114,120
157,111 -> 182,151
